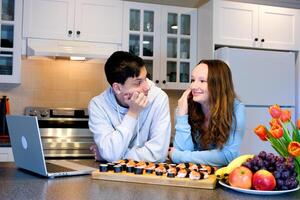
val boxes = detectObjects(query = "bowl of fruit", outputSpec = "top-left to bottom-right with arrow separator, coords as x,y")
216,151 -> 300,195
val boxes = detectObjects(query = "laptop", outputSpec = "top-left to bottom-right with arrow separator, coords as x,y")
6,115 -> 97,178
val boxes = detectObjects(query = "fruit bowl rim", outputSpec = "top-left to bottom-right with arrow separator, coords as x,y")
218,180 -> 300,195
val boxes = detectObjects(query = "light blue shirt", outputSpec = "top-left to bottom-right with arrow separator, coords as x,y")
171,99 -> 245,166
88,80 -> 171,162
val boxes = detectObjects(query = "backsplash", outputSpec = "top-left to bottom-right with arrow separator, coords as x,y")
0,58 -> 109,114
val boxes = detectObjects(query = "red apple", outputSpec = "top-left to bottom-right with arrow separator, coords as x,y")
252,170 -> 276,191
228,166 -> 253,189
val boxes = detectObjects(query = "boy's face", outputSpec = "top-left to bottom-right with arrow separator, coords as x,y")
114,66 -> 150,107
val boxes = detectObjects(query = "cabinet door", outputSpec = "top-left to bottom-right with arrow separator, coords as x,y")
259,5 -> 299,50
23,0 -> 75,40
214,1 -> 259,48
122,2 -> 161,83
0,147 -> 14,162
160,6 -> 197,90
0,0 -> 22,83
75,0 -> 122,43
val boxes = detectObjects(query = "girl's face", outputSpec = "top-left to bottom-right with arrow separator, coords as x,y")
190,63 -> 209,104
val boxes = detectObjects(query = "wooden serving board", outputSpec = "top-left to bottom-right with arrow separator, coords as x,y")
92,170 -> 217,189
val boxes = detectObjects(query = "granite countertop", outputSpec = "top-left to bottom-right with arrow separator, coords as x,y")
1,161 -> 300,200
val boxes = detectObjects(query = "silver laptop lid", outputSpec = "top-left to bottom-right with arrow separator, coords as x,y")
6,115 -> 48,176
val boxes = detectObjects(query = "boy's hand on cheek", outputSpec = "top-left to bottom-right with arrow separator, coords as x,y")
127,92 -> 148,118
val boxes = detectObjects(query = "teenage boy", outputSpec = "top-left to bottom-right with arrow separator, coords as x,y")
88,51 -> 171,162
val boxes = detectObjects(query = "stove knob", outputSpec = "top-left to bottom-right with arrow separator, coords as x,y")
40,110 -> 49,118
29,109 -> 38,116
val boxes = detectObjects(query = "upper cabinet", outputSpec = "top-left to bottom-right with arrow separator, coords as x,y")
0,0 -> 22,83
214,0 -> 300,51
123,2 -> 197,90
23,0 -> 123,44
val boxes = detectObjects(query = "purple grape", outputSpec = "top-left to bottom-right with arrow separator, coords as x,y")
281,170 -> 290,180
277,179 -> 284,188
273,171 -> 281,179
242,161 -> 252,169
277,156 -> 285,163
258,151 -> 267,159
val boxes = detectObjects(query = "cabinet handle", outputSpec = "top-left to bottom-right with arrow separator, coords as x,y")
261,38 -> 265,42
254,38 -> 258,41
76,31 -> 81,35
68,30 -> 73,35
155,80 -> 159,84
162,80 -> 166,84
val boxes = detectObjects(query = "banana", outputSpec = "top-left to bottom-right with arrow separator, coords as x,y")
215,166 -> 228,180
224,154 -> 254,175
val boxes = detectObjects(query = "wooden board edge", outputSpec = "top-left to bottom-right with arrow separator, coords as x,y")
91,170 -> 217,189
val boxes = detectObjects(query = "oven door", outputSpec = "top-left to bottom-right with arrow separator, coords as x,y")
38,119 -> 94,158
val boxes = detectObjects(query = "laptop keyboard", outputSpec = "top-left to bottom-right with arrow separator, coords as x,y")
46,162 -> 76,173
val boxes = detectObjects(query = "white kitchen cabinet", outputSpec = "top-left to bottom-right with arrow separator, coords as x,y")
123,2 -> 161,85
0,147 -> 14,162
0,0 -> 22,83
123,2 -> 197,90
23,0 -> 123,44
214,0 -> 299,51
160,6 -> 197,90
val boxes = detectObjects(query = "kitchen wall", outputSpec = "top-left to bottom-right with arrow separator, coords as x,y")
0,58 -> 109,114
0,58 -> 182,138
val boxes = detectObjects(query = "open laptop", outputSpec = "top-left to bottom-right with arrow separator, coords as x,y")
6,115 -> 97,178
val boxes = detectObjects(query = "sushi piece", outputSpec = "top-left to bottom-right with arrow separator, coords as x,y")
145,163 -> 155,174
177,168 -> 188,178
113,164 -> 122,173
155,165 -> 166,176
120,163 -> 127,171
126,160 -> 136,173
117,159 -> 126,164
166,167 -> 177,178
199,164 -> 213,175
134,166 -> 144,175
107,163 -> 115,171
188,163 -> 198,171
99,164 -> 108,172
136,161 -> 147,168
145,168 -> 154,174
176,163 -> 186,172
201,171 -> 209,179
189,170 -> 201,180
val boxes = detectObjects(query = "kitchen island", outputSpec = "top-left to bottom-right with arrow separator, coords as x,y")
1,161 -> 299,200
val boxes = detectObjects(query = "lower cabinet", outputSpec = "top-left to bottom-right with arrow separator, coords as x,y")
0,147 -> 14,162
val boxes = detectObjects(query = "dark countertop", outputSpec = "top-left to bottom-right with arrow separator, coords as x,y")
1,161 -> 300,200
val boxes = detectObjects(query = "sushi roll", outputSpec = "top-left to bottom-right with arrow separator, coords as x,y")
188,163 -> 198,171
201,171 -> 209,179
189,170 -> 201,180
134,166 -> 144,175
155,165 -> 166,176
199,164 -> 213,175
177,168 -> 188,178
113,164 -> 122,173
167,167 -> 177,178
145,163 -> 155,174
136,161 -> 147,168
117,159 -> 126,164
145,168 -> 154,174
107,163 -> 115,171
167,172 -> 175,178
120,163 -> 127,171
176,163 -> 186,172
99,164 -> 108,172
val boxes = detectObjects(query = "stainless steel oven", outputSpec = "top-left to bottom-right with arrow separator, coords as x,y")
25,107 -> 93,158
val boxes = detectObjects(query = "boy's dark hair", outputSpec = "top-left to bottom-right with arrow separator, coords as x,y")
105,51 -> 145,85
